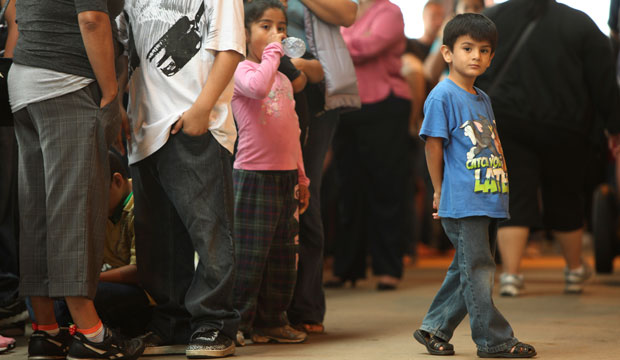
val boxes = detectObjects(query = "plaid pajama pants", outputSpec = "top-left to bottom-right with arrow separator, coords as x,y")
232,169 -> 300,332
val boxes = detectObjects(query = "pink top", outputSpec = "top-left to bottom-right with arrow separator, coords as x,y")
341,0 -> 411,104
232,42 -> 309,187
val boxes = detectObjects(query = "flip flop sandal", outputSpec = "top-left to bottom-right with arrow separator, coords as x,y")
477,342 -> 537,358
414,329 -> 455,356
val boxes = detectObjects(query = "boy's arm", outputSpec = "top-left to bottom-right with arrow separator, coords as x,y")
171,50 -> 242,136
99,264 -> 139,284
78,10 -> 118,107
425,137 -> 444,219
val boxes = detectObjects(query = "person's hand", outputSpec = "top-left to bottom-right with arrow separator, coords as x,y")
298,184 -> 310,214
432,191 -> 441,219
268,32 -> 287,46
608,132 -> 620,158
171,104 -> 211,137
114,100 -> 132,155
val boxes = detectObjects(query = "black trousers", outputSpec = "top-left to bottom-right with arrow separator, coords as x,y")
0,126 -> 19,306
331,95 -> 411,280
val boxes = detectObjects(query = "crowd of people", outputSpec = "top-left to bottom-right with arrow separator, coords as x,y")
0,0 -> 619,359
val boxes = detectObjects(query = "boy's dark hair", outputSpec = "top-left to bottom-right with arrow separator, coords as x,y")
244,0 -> 287,30
109,150 -> 128,180
443,13 -> 497,52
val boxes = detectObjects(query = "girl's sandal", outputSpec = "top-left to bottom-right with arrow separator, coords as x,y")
414,329 -> 455,356
477,342 -> 536,358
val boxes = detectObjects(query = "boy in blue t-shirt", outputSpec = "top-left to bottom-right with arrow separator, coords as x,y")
413,14 -> 535,358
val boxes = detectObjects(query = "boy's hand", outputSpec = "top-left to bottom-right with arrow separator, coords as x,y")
432,191 -> 441,219
269,33 -> 287,46
172,105 -> 211,136
298,184 -> 310,214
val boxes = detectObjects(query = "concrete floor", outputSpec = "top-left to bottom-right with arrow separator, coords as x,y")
3,255 -> 620,360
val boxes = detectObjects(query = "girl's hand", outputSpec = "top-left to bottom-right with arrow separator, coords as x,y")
268,32 -> 287,46
432,191 -> 441,219
298,184 -> 310,214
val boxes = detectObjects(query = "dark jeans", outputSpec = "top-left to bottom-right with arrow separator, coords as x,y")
0,127 -> 19,306
26,282 -> 152,337
331,95 -> 410,280
288,110 -> 339,325
131,131 -> 239,343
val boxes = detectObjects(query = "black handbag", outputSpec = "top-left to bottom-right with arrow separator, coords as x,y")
0,0 -> 13,127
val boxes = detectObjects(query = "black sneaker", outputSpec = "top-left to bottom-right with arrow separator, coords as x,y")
139,331 -> 186,356
27,327 -> 73,360
66,327 -> 144,360
186,329 -> 234,359
0,300 -> 29,337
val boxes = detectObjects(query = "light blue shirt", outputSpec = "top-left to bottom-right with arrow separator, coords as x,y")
420,78 -> 509,219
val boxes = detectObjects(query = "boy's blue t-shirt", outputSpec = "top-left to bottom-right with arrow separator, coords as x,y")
420,78 -> 509,219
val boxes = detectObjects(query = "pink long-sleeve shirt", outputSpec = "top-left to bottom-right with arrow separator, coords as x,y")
341,0 -> 411,104
232,42 -> 310,187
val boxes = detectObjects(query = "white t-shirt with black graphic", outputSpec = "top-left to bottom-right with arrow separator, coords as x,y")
118,0 -> 245,164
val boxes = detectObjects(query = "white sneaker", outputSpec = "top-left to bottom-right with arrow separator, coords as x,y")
564,263 -> 593,294
499,273 -> 524,297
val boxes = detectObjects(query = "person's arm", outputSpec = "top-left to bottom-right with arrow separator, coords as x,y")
297,144 -> 310,214
423,49 -> 447,86
2,0 -> 17,58
301,0 -> 357,27
342,7 -> 405,63
425,137 -> 444,219
78,11 -> 118,107
279,55 -> 308,93
401,54 -> 426,135
233,41 -> 286,100
171,50 -> 243,136
99,264 -> 139,284
291,57 -> 324,83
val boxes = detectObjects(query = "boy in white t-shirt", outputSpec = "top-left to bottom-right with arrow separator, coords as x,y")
117,1 -> 245,358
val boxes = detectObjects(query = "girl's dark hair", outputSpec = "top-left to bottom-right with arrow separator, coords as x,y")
443,13 -> 497,52
244,0 -> 287,29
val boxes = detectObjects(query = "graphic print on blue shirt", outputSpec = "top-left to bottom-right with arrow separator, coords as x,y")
420,78 -> 509,219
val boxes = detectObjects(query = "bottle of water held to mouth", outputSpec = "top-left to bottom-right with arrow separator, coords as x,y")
282,37 -> 306,58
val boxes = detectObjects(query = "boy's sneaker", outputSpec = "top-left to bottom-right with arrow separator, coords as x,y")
139,331 -> 185,355
186,329 -> 234,359
27,327 -> 73,360
251,325 -> 308,344
499,273 -> 524,297
66,327 -> 144,360
0,300 -> 29,336
564,263 -> 593,294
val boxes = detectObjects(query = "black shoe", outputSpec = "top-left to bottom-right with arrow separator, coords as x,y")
377,282 -> 397,291
66,327 -> 144,360
186,329 -> 234,359
323,278 -> 356,289
28,327 -> 73,360
0,300 -> 29,337
139,331 -> 185,356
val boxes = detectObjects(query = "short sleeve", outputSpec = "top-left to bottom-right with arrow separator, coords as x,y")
204,0 -> 246,57
74,0 -> 108,14
420,98 -> 450,143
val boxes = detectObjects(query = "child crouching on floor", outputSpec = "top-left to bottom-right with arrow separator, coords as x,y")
231,0 -> 310,346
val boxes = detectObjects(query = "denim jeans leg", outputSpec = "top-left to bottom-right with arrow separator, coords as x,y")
420,249 -> 468,341
444,217 -> 518,353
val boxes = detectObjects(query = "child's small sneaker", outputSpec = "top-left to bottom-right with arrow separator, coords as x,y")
499,273 -> 524,297
251,325 -> 307,344
66,327 -> 144,360
0,335 -> 16,354
564,263 -> 593,294
27,327 -> 73,360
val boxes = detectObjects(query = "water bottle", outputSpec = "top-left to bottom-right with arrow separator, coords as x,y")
282,37 -> 306,58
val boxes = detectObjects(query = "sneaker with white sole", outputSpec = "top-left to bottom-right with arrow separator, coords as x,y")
27,327 -> 74,360
66,327 -> 144,360
186,329 -> 234,359
564,263 -> 593,294
251,325 -> 307,344
499,273 -> 524,297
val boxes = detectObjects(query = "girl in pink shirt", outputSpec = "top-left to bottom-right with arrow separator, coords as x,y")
231,0 -> 309,345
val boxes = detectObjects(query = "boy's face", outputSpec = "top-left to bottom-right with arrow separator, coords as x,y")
246,8 -> 287,63
441,35 -> 494,81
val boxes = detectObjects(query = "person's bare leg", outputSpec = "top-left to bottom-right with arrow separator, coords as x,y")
553,227 -> 584,270
65,297 -> 101,330
497,226 -> 529,274
30,297 -> 57,326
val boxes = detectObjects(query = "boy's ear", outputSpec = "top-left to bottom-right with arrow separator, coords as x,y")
440,44 -> 452,64
111,172 -> 124,188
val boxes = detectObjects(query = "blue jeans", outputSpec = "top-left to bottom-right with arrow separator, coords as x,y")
420,216 -> 518,353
